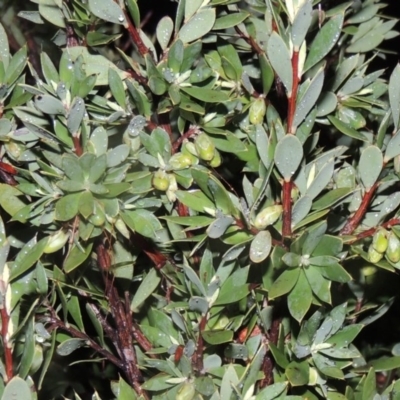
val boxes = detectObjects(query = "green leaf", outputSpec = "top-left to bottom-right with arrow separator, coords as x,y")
56,338 -> 86,356
55,192 -> 81,221
274,135 -> 304,181
64,242 -> 93,273
267,32 -> 292,94
40,52 -> 59,85
5,45 -> 27,85
0,184 -> 26,217
109,68 -> 126,109
131,269 -> 161,312
285,361 -> 309,386
215,266 -> 249,305
1,377 -> 32,400
67,97 -> 85,135
269,268 -> 300,299
202,330 -> 233,345
306,159 -> 334,200
389,64 -> 400,131
0,23 -> 10,70
181,86 -> 229,103
88,0 -> 125,25
107,144 -> 129,167
292,196 -> 312,227
175,190 -> 216,213
304,13 -> 344,72
213,12 -> 249,30
11,237 -> 48,280
293,67 -> 324,129
179,8 -> 216,43
359,146 -> 383,191
207,215 -> 234,239
250,231 -> 272,263
291,0 -> 313,50
384,129 -> 400,162
156,16 -> 174,50
328,115 -> 368,141
288,270 -> 312,322
38,4 -> 65,28
255,382 -> 288,400
121,209 -> 162,239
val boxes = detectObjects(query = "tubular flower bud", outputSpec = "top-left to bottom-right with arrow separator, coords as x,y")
249,97 -> 266,125
386,232 -> 400,263
194,133 -> 215,161
169,152 -> 192,170
209,149 -> 222,168
368,244 -> 383,264
254,205 -> 283,230
152,170 -> 170,191
43,230 -> 69,254
176,382 -> 196,400
372,228 -> 388,253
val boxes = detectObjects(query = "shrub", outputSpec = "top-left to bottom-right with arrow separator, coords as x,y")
0,0 -> 399,398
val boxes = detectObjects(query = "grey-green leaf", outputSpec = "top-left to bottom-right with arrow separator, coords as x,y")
250,231 -> 272,263
178,8 -> 216,43
274,135 -> 304,181
291,0 -> 313,50
293,67 -> 324,129
2,377 -> 32,400
389,64 -> 400,131
67,97 -> 85,134
359,146 -> 383,191
131,269 -> 161,312
88,0 -> 125,25
384,130 -> 400,162
0,23 -> 10,70
304,13 -> 344,72
267,32 -> 292,94
156,16 -> 174,50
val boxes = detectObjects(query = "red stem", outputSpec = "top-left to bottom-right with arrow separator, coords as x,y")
0,307 -> 13,381
282,180 -> 293,237
287,50 -> 299,134
123,10 -> 149,57
348,217 -> 400,243
172,126 -> 199,154
340,182 -> 379,235
72,136 -> 83,156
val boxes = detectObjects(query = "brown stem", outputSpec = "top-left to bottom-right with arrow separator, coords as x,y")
340,182 -> 379,235
48,314 -> 124,369
96,242 -> 148,399
287,50 -> 299,134
234,26 -> 263,55
172,126 -> 199,154
72,136 -> 83,157
282,180 -> 293,238
0,306 -> 13,382
347,217 -> 400,244
123,9 -> 150,58
192,315 -> 207,373
259,318 -> 280,389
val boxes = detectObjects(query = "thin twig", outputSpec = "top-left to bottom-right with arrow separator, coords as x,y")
0,305 -> 13,382
340,182 -> 379,235
172,126 -> 199,154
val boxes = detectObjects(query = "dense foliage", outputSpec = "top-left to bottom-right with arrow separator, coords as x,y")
0,0 -> 399,399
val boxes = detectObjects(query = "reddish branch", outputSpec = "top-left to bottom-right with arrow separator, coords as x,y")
123,10 -> 150,58
72,136 -> 83,157
96,243 -> 148,398
172,126 -> 199,154
348,217 -> 400,244
287,50 -> 299,134
192,315 -> 207,372
282,180 -> 293,238
281,50 -> 301,238
340,182 -> 379,235
48,313 -> 124,369
259,318 -> 280,389
0,306 -> 13,382
234,26 -> 263,55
